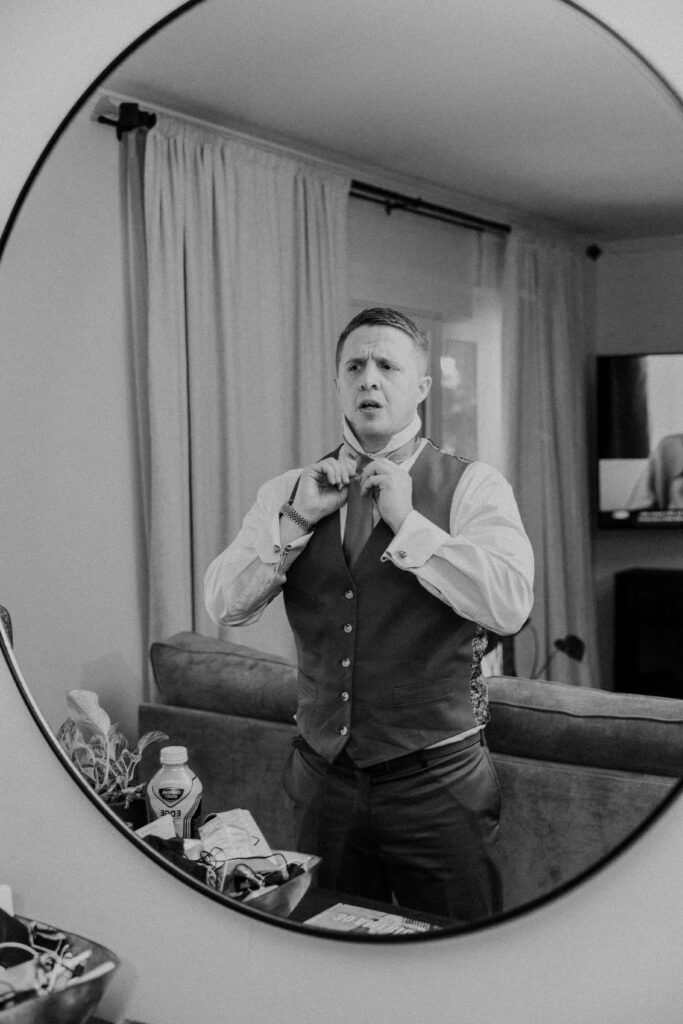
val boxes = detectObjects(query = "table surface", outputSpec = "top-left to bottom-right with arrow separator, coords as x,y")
289,885 -> 454,929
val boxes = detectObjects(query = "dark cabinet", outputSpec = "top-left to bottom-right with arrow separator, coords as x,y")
614,568 -> 683,697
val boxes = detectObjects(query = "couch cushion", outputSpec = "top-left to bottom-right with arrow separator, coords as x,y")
150,631 -> 298,724
487,675 -> 683,777
489,751 -> 677,911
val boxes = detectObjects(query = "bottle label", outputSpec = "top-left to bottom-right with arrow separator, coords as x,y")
159,786 -> 184,803
147,769 -> 203,838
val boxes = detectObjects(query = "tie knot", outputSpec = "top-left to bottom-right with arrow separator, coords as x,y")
343,437 -> 420,469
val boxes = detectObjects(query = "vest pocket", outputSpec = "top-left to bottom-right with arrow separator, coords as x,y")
392,676 -> 453,707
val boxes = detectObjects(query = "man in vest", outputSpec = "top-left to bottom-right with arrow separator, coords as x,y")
205,307 -> 534,922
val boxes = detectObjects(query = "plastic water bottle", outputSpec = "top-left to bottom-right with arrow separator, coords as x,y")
146,745 -> 203,838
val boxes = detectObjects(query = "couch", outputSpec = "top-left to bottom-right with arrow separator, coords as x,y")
138,631 -> 683,915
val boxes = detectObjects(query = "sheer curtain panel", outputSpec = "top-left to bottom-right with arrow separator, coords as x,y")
126,116 -> 349,664
501,230 -> 598,687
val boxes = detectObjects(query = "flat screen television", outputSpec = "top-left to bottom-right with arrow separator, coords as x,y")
597,353 -> 683,528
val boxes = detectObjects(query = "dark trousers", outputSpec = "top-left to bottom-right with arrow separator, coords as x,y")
282,732 -> 502,922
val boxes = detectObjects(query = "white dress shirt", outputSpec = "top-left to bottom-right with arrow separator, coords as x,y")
204,421 -> 534,637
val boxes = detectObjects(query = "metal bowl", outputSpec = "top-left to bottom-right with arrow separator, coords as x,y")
240,852 -> 321,918
0,918 -> 119,1024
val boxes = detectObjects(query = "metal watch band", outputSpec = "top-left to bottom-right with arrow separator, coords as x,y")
279,501 -> 315,533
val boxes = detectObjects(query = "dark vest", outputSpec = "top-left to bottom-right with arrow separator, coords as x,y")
283,441 -> 483,767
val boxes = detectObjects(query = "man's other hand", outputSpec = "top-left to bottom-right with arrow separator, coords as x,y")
360,458 -> 413,534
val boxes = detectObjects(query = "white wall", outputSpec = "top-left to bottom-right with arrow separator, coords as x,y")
4,4 -> 683,1024
348,195 -> 486,310
0,102 -> 146,737
594,239 -> 683,687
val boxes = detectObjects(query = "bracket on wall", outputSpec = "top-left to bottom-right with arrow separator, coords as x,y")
97,102 -> 157,140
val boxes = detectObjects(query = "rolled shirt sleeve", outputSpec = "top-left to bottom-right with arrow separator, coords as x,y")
204,469 -> 312,627
381,461 -> 534,635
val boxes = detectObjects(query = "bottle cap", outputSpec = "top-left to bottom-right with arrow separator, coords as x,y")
160,745 -> 188,765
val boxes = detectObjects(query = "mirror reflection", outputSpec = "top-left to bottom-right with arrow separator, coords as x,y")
3,0 -> 683,936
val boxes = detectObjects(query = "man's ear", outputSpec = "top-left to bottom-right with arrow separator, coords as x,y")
418,375 -> 433,403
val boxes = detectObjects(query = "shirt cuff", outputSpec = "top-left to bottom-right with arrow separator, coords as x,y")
254,512 -> 312,567
381,510 -> 451,568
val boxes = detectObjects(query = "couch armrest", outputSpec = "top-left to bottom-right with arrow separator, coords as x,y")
150,631 -> 298,724
487,675 -> 683,777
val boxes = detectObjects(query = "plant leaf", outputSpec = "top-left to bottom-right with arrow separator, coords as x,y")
56,719 -> 82,755
135,731 -> 168,756
59,695 -> 168,802
109,728 -> 129,759
66,690 -> 111,736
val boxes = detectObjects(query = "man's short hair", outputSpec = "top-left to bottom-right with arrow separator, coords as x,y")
335,307 -> 429,373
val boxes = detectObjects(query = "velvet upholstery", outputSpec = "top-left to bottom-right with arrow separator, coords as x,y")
149,632 -> 298,723
491,755 -> 674,908
486,675 -> 683,776
140,630 -> 683,913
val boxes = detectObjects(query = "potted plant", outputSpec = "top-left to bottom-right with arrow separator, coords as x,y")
57,689 -> 167,829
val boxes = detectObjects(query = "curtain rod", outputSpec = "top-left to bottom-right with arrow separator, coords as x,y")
98,101 -> 511,238
96,100 -> 604,256
350,181 -> 510,236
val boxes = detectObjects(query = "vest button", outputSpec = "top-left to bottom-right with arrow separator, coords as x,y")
273,544 -> 281,554
341,657 -> 351,668
344,589 -> 354,600
343,623 -> 353,633
397,549 -> 407,558
339,725 -> 348,736
340,691 -> 350,702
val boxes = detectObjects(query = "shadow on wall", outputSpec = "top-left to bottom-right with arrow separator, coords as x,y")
76,653 -> 143,740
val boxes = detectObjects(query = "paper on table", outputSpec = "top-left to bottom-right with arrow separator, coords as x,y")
305,903 -> 439,935
134,815 -> 176,840
198,808 -> 273,860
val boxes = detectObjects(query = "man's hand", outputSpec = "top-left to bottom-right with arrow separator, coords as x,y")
360,458 -> 413,534
294,452 -> 357,525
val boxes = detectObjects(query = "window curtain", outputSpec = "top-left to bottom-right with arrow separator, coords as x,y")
124,115 -> 350,672
501,230 -> 598,687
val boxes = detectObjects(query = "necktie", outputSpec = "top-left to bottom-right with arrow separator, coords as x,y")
342,437 -> 420,568
342,455 -> 373,568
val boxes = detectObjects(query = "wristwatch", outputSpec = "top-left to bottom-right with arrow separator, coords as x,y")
279,501 -> 315,533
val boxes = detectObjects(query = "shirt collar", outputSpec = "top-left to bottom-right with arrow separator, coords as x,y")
342,414 -> 422,461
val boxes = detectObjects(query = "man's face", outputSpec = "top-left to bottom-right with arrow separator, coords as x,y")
335,325 -> 432,452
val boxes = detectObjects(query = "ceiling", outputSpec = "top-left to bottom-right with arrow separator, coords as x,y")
103,0 -> 683,241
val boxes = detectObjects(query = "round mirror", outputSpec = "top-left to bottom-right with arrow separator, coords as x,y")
2,0 -> 683,940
